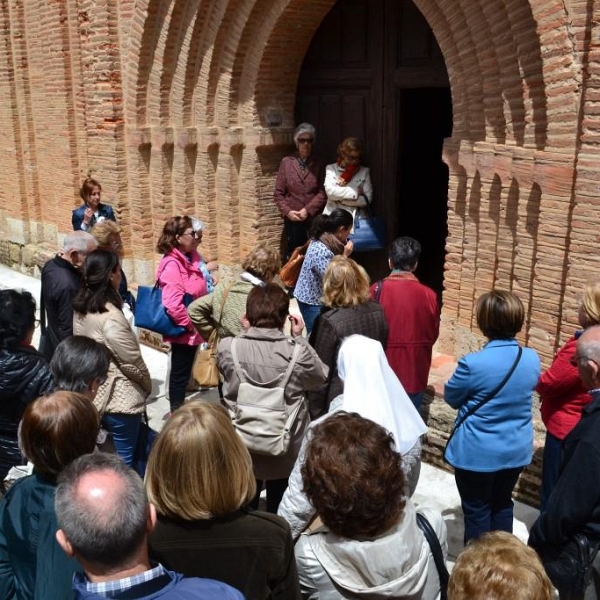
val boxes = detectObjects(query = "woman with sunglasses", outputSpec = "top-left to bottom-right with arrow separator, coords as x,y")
323,136 -> 373,223
156,216 -> 215,413
274,123 -> 327,260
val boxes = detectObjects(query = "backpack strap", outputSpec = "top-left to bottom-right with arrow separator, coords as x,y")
230,338 -> 302,388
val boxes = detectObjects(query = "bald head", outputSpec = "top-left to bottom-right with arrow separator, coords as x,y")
55,453 -> 149,572
576,325 -> 600,390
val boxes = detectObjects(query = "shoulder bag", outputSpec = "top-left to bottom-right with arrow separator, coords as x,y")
416,512 -> 449,600
443,346 -> 522,462
351,205 -> 386,252
280,239 -> 311,288
229,338 -> 302,456
134,260 -> 194,337
192,283 -> 234,388
132,408 -> 158,477
539,533 -> 600,597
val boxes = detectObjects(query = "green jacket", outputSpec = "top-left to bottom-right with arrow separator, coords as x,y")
188,280 -> 254,341
0,473 -> 81,599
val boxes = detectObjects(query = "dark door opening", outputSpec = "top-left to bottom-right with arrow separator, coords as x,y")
295,0 -> 452,295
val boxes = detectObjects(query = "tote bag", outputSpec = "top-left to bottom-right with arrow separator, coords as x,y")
134,283 -> 192,337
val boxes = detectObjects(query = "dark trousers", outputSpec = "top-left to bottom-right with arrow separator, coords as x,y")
283,219 -> 309,260
455,466 -> 523,544
169,343 -> 198,412
540,431 -> 563,512
250,478 -> 289,514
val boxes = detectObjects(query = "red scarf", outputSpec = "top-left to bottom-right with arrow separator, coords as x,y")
337,159 -> 360,185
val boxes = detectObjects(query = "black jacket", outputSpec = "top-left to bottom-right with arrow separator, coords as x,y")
529,390 -> 600,549
40,255 -> 82,360
307,301 -> 388,419
0,347 -> 54,479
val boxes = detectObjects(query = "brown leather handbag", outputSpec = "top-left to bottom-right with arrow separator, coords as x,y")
279,240 -> 311,288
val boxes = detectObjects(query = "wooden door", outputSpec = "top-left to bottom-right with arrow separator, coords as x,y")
296,0 -> 451,292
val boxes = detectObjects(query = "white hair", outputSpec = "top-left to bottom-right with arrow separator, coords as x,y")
63,231 -> 97,254
293,123 -> 316,144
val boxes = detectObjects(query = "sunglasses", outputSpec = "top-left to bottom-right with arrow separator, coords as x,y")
297,138 -> 314,144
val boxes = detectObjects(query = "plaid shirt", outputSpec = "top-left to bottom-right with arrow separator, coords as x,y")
83,563 -> 167,597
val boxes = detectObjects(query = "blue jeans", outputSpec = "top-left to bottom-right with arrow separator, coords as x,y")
454,466 -> 523,543
540,431 -> 563,512
102,413 -> 142,467
297,301 -> 322,336
408,391 -> 424,411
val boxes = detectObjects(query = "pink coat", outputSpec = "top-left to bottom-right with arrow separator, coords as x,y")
157,248 -> 207,346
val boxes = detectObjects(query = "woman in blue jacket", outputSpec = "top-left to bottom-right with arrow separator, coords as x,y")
445,290 -> 540,544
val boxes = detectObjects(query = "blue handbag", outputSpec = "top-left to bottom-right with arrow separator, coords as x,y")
134,283 -> 193,337
351,207 -> 386,252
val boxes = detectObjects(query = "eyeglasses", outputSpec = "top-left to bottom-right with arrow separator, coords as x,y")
182,230 -> 201,239
297,138 -> 314,144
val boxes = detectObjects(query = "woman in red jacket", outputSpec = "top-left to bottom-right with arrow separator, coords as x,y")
537,282 -> 600,510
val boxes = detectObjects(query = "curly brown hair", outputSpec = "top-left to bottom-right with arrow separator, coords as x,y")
156,216 -> 193,254
301,411 -> 406,539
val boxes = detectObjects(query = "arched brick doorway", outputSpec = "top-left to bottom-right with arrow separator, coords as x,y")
295,0 -> 452,293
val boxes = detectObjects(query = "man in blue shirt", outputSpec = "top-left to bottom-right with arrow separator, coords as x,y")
55,453 -> 244,599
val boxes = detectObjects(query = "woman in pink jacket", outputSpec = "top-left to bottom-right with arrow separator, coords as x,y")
156,216 -> 215,412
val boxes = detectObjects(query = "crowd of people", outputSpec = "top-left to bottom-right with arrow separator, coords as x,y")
0,133 -> 598,600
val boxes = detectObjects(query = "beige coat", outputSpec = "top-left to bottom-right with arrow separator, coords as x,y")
73,303 -> 151,415
218,328 -> 329,480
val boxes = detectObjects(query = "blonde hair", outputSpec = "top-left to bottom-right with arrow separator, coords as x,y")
322,256 -> 370,308
337,136 -> 362,159
241,245 -> 281,283
448,532 -> 553,600
145,402 -> 256,520
90,220 -> 121,249
580,283 -> 600,327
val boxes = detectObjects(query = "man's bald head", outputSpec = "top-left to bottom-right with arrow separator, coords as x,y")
576,325 -> 600,390
55,453 -> 148,572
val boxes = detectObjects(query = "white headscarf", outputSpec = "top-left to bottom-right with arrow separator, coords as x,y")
337,335 -> 428,455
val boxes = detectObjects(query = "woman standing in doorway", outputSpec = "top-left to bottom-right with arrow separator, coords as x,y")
273,123 -> 327,259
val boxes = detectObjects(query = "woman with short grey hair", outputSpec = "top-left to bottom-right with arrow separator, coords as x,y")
273,122 -> 327,260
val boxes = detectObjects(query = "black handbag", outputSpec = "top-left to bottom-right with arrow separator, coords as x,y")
417,512 -> 449,600
351,206 -> 386,252
540,534 -> 600,597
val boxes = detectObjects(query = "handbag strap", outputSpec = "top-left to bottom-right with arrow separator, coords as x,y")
416,513 -> 449,600
230,338 -> 301,387
446,346 -> 523,449
216,283 -> 234,331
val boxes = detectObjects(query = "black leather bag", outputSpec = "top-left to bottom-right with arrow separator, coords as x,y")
540,534 -> 600,597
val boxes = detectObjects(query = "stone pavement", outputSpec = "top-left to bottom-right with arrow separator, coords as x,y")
0,263 -> 539,564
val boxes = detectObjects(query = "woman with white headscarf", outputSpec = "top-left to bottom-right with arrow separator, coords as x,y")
277,334 -> 427,540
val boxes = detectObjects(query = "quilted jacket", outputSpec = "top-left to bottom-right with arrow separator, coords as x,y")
73,303 -> 151,415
